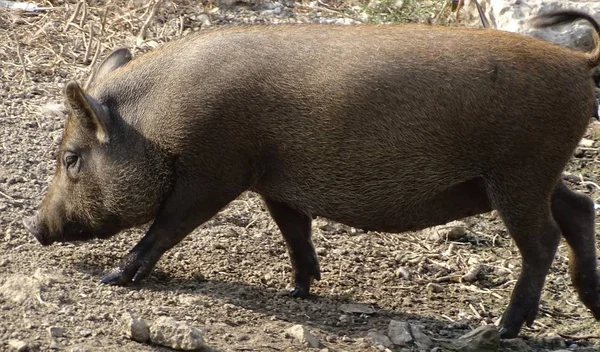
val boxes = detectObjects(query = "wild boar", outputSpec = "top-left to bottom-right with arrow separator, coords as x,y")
24,10 -> 600,338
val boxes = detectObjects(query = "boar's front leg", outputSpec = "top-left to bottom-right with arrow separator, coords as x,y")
264,199 -> 321,297
102,184 -> 239,286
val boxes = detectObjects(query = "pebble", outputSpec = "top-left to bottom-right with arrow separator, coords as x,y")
8,339 -> 29,352
501,338 -> 532,352
424,221 -> 467,242
48,326 -> 65,338
411,325 -> 432,349
395,266 -> 410,280
453,325 -> 499,352
427,283 -> 444,293
388,320 -> 413,346
286,324 -> 319,348
367,330 -> 393,348
542,332 -> 566,349
150,316 -> 205,350
339,303 -> 375,315
49,339 -> 60,350
122,312 -> 150,342
579,138 -> 595,147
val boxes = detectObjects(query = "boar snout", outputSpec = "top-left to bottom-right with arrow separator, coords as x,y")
23,213 -> 54,246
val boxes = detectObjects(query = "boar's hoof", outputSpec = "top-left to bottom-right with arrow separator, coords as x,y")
497,310 -> 536,339
101,268 -> 138,286
497,326 -> 519,340
288,286 -> 310,298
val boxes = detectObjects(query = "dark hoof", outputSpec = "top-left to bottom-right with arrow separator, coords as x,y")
498,326 -> 519,339
101,268 -> 133,286
288,286 -> 310,298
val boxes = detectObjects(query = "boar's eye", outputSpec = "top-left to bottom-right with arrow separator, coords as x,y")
63,151 -> 81,177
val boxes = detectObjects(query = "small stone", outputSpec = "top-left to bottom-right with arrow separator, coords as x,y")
579,138 -> 595,147
47,326 -> 65,338
8,339 -> 29,352
501,338 -> 532,352
395,267 -> 410,280
341,335 -> 352,342
197,14 -> 212,28
391,0 -> 403,10
339,303 -> 375,315
367,331 -> 393,348
178,295 -> 203,306
411,325 -> 432,349
427,283 -> 444,293
332,248 -> 347,256
173,252 -> 184,261
286,324 -> 319,348
150,316 -> 204,350
122,312 -> 150,342
424,221 -> 467,242
542,332 -> 566,349
192,271 -> 206,282
49,339 -> 60,350
316,247 -> 327,255
452,325 -> 500,352
388,320 -> 413,346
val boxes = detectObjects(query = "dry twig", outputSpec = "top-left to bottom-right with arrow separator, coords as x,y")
13,33 -> 29,84
64,1 -> 83,32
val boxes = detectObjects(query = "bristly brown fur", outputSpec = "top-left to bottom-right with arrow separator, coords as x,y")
26,11 -> 600,339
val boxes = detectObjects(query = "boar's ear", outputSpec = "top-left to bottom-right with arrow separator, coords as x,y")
64,81 -> 111,144
84,48 -> 132,90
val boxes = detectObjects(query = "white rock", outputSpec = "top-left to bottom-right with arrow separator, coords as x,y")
580,138 -> 595,147
8,339 -> 29,352
150,316 -> 204,350
122,312 -> 150,343
458,0 -> 600,55
367,331 -> 394,348
286,324 -> 320,348
392,0 -> 404,10
388,320 -> 413,346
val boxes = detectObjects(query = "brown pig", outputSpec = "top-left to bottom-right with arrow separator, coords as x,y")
24,10 -> 600,338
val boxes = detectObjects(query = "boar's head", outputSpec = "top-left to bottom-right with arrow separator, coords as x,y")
24,48 -> 173,245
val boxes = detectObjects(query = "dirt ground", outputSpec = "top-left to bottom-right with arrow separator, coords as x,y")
1,0 -> 600,351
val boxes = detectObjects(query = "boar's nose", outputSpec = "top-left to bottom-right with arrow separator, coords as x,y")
23,214 -> 52,246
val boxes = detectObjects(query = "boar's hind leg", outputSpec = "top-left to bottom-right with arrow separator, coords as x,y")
101,186 -> 239,286
264,199 -> 320,298
489,180 -> 562,339
551,181 -> 600,320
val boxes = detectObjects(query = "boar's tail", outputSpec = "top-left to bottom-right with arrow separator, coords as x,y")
530,10 -> 600,69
